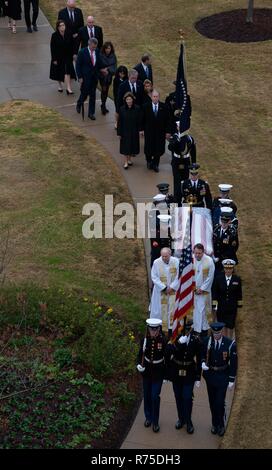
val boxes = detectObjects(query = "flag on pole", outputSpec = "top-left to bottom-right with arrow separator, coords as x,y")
171,213 -> 195,341
175,42 -> 191,133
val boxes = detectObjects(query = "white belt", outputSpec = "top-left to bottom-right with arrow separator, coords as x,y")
144,356 -> 164,364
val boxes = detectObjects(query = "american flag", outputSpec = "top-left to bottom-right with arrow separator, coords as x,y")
171,216 -> 195,341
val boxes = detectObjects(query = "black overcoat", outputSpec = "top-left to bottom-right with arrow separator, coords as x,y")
117,104 -> 141,155
141,101 -> 171,158
49,30 -> 76,81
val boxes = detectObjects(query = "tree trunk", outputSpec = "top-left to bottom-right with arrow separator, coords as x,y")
246,0 -> 254,23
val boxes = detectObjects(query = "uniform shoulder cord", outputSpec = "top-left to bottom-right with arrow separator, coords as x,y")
228,339 -> 235,362
141,329 -> 148,367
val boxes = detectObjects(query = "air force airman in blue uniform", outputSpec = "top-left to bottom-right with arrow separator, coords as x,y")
201,322 -> 237,436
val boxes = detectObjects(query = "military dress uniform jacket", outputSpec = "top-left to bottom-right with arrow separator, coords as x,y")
201,336 -> 237,385
212,273 -> 242,328
212,197 -> 237,227
213,225 -> 239,265
165,333 -> 201,384
180,179 -> 212,209
137,333 -> 167,381
149,205 -> 173,266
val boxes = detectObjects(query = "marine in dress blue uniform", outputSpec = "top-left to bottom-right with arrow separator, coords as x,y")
137,318 -> 167,432
201,322 -> 237,436
166,321 -> 201,434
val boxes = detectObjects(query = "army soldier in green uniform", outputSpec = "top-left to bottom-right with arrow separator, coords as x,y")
180,164 -> 212,209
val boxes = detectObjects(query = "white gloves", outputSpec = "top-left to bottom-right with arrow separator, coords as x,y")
228,381 -> 234,389
201,362 -> 209,371
178,335 -> 188,344
194,381 -> 200,388
137,364 -> 145,373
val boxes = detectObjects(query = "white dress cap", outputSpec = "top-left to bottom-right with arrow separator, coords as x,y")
146,318 -> 162,327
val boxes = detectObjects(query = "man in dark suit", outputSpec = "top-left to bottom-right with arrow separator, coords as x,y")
117,69 -> 144,112
23,0 -> 39,33
134,53 -> 153,84
78,16 -> 103,50
141,90 -> 171,172
180,164 -> 212,209
76,38 -> 102,120
58,0 -> 84,44
201,322 -> 237,436
212,259 -> 242,338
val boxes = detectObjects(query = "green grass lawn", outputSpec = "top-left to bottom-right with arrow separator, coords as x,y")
0,100 -> 147,448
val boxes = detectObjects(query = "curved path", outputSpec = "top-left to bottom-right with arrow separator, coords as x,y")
0,9 -> 234,449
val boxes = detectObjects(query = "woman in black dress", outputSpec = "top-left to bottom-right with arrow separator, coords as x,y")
99,41 -> 117,115
49,20 -> 76,94
3,0 -> 21,33
117,92 -> 142,169
113,65 -> 128,129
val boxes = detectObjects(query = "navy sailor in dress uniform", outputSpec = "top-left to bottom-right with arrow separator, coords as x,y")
212,259 -> 243,338
165,320 -> 201,434
137,318 -> 167,432
180,164 -> 212,209
201,322 -> 237,436
212,184 -> 237,227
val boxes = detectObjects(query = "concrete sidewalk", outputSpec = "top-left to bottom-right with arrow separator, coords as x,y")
0,10 -> 233,449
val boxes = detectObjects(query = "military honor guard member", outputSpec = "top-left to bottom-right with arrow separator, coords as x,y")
213,200 -> 238,230
212,183 -> 237,227
213,209 -> 239,271
201,322 -> 237,436
180,164 -> 212,209
136,318 -> 167,433
212,259 -> 243,338
150,248 -> 179,335
149,200 -> 173,267
166,320 -> 201,434
156,182 -> 175,205
168,121 -> 196,204
192,244 -> 215,335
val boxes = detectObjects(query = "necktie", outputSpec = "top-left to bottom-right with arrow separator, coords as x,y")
133,84 -> 136,95
145,66 -> 149,78
154,104 -> 157,116
215,341 -> 219,352
90,27 -> 93,38
70,10 -> 74,22
90,50 -> 95,66
226,277 -> 230,286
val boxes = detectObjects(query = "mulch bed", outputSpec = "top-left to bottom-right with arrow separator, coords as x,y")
195,9 -> 272,43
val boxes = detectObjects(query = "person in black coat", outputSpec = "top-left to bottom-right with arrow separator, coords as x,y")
134,53 -> 153,84
117,69 -> 144,112
99,41 -> 117,115
141,90 -> 171,172
76,37 -> 103,120
212,259 -> 242,337
78,15 -> 103,50
168,121 -> 196,203
165,321 -> 201,434
136,318 -> 167,433
50,20 -> 76,93
113,65 -> 128,129
23,0 -> 39,32
201,322 -> 237,436
3,0 -> 21,33
58,0 -> 84,50
180,164 -> 212,209
117,92 -> 142,169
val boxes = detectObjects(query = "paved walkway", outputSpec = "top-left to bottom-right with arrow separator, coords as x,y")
0,10 -> 234,449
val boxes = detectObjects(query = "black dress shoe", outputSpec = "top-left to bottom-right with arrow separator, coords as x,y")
27,27 -> 32,33
153,166 -> 159,173
217,426 -> 225,437
101,105 -> 107,115
32,24 -> 38,31
152,424 -> 160,433
175,420 -> 184,430
211,426 -> 218,434
88,115 -> 96,120
144,419 -> 151,428
76,104 -> 81,114
186,420 -> 194,434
